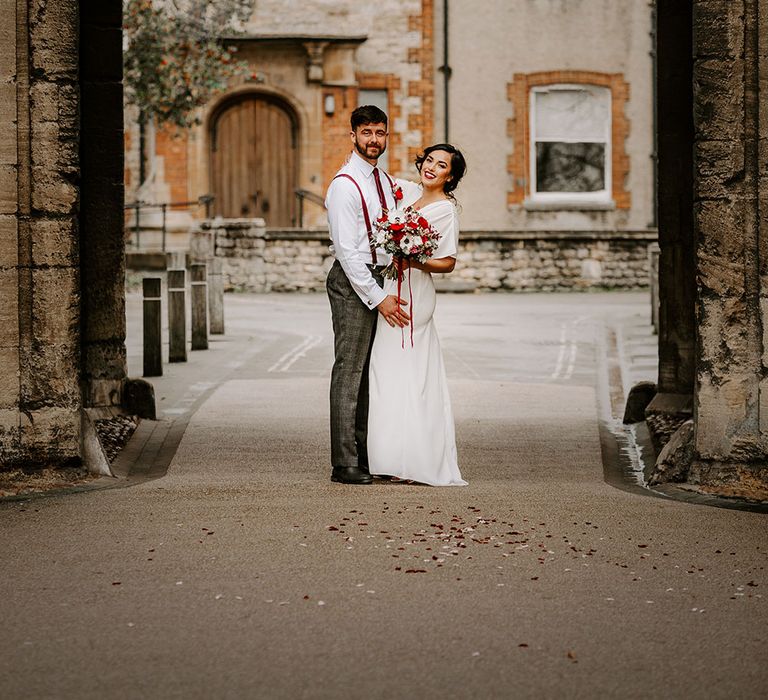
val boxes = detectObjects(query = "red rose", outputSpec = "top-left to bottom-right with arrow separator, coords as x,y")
394,187 -> 404,201
417,217 -> 429,228
390,223 -> 405,232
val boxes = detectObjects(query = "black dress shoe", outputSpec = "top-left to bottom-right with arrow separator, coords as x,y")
331,466 -> 373,484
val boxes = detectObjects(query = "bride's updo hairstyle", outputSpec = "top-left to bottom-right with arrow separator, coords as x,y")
415,143 -> 467,201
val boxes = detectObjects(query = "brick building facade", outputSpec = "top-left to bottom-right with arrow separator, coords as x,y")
124,1 -> 654,260
126,0 -> 436,237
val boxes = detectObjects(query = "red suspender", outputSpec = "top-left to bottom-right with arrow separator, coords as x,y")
381,170 -> 395,190
332,173 -> 378,265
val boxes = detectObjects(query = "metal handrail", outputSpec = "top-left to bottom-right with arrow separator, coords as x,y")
294,188 -> 326,228
125,195 -> 215,251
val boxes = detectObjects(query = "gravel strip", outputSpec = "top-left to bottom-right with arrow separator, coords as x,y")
94,415 -> 140,463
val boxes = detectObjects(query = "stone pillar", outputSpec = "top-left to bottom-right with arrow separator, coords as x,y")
0,0 -> 22,461
80,0 -> 127,407
0,0 -> 82,466
647,0 -> 696,422
690,0 -> 768,493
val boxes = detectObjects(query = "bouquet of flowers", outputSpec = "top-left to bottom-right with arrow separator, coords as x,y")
373,205 -> 441,280
373,206 -> 441,348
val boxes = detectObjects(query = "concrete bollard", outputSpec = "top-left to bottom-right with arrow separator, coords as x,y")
190,263 -> 208,350
167,268 -> 187,363
142,277 -> 163,377
208,258 -> 225,335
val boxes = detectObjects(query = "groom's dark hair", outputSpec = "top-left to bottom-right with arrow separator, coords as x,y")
351,105 -> 388,130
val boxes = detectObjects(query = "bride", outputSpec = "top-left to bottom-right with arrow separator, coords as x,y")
367,143 -> 468,486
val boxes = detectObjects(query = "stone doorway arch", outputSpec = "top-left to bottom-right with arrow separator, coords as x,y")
209,94 -> 299,226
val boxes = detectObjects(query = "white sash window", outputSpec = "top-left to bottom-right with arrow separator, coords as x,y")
529,84 -> 612,204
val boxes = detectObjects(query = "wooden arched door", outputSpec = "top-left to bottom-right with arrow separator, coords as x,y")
210,95 -> 298,226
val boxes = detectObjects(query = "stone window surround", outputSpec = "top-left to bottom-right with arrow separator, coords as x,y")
507,70 -> 631,212
528,84 -> 612,205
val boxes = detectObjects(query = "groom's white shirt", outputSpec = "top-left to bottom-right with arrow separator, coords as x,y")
325,150 -> 394,309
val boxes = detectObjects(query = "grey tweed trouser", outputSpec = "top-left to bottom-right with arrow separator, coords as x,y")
326,260 -> 383,469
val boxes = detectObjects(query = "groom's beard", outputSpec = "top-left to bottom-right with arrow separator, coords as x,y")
354,136 -> 386,161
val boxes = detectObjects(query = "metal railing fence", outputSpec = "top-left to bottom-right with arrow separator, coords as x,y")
294,188 -> 326,228
125,195 -> 215,251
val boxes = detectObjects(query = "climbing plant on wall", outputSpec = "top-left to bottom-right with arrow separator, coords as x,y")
123,0 -> 255,129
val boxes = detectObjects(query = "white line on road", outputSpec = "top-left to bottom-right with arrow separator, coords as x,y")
268,335 -> 323,373
563,338 -> 578,380
553,316 -> 587,380
551,324 -> 568,379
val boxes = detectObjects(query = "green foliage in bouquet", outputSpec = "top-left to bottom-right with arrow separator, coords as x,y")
123,0 -> 256,128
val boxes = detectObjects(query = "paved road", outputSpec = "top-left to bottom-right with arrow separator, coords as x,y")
1,292 -> 766,699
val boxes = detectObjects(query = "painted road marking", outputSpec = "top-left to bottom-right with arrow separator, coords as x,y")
268,335 -> 323,373
552,316 -> 587,380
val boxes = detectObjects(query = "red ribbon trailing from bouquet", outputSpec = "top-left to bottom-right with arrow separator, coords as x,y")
395,257 -> 414,349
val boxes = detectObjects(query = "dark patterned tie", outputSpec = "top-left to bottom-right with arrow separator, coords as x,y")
372,167 -> 388,213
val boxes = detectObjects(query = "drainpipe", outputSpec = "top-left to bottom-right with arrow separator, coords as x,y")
438,0 -> 451,142
139,113 -> 146,190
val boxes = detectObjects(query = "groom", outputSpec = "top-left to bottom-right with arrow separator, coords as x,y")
325,105 -> 409,484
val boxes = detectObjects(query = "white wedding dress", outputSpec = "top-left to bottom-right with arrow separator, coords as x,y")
367,181 -> 467,486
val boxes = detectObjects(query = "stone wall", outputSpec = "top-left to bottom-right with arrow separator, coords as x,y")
0,1 -> 126,470
0,0 -> 82,466
202,221 -> 654,293
686,0 -> 768,496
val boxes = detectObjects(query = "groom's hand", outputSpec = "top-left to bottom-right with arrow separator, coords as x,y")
377,295 -> 410,328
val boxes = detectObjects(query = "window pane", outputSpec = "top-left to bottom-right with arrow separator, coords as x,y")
358,89 -> 388,113
534,87 -> 610,141
535,142 -> 606,193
